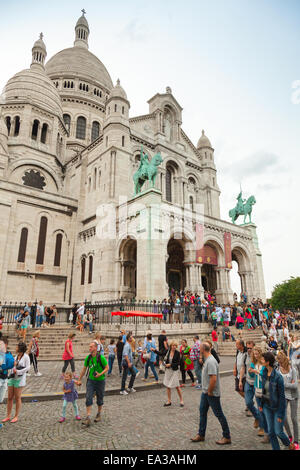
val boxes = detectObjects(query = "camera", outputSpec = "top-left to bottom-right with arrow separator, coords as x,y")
93,371 -> 98,377
8,372 -> 15,379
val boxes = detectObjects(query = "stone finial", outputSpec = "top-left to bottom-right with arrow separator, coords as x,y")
166,86 -> 172,94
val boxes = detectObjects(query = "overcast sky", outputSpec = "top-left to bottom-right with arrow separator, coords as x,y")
1,0 -> 299,298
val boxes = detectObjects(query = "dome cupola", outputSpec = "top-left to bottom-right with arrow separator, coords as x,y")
74,9 -> 90,49
197,129 -> 212,149
31,33 -> 47,70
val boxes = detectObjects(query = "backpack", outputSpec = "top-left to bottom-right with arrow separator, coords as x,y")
85,352 -> 106,378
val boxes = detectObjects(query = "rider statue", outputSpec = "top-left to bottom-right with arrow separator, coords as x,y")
138,146 -> 149,179
236,191 -> 246,213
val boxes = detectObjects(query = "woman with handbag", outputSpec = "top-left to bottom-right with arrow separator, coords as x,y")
277,351 -> 299,450
142,334 -> 159,383
163,341 -> 184,407
179,339 -> 195,387
248,346 -> 268,441
2,341 -> 30,423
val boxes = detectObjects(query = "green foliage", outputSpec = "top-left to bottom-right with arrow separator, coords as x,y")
270,276 -> 300,310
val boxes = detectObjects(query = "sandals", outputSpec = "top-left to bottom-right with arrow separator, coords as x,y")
163,402 -> 172,407
1,417 -> 11,423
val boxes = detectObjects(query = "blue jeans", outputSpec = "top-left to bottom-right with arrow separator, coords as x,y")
199,393 -> 231,439
262,404 -> 290,450
108,355 -> 115,375
193,360 -> 202,386
144,360 -> 158,381
121,363 -> 136,391
36,315 -> 43,327
84,322 -> 93,332
244,382 -> 260,421
86,379 -> 105,407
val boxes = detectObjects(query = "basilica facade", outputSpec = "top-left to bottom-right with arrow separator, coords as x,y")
0,12 -> 266,305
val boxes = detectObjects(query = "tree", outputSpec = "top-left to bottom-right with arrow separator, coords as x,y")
270,277 -> 300,311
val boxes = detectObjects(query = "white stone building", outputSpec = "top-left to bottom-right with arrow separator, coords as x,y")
0,12 -> 266,304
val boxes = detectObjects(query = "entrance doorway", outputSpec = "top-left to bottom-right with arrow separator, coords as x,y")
166,238 -> 185,293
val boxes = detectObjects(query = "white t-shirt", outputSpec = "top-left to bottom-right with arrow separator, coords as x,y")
77,305 -> 85,316
216,307 -> 223,322
13,353 -> 30,387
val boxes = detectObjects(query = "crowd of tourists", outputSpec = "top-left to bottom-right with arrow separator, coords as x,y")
0,296 -> 299,449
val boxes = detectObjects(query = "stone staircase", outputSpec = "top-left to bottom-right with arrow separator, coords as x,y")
3,324 -> 299,360
3,325 -> 93,361
217,327 -> 300,356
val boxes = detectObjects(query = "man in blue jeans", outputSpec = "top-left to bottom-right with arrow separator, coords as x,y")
120,333 -> 137,395
191,342 -> 231,445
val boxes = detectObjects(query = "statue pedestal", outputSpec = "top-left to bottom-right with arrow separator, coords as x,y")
122,188 -> 168,301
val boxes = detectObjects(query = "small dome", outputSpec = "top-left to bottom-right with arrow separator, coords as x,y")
109,79 -> 128,100
2,68 -> 63,117
197,130 -> 212,149
76,13 -> 89,30
33,33 -> 46,52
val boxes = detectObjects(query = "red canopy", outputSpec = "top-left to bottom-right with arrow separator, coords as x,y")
111,310 -> 163,319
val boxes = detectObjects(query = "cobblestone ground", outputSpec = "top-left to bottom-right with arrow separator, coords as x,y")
21,357 -> 235,395
1,376 -> 299,450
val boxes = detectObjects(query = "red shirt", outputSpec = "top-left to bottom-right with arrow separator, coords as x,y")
211,331 -> 218,342
62,339 -> 73,360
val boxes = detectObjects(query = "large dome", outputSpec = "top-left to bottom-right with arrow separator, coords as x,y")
2,68 -> 63,117
45,47 -> 113,92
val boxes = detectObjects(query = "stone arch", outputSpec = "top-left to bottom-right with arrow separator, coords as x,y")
9,161 -> 60,192
231,241 -> 253,299
119,236 -> 137,297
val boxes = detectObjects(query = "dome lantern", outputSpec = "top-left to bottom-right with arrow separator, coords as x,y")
31,33 -> 47,70
74,9 -> 90,49
197,129 -> 212,149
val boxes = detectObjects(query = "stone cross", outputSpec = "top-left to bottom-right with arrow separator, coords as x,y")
81,8 -> 86,15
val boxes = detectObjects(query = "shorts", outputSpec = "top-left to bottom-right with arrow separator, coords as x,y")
7,377 -> 22,388
235,376 -> 246,392
21,325 -> 28,329
86,379 -> 105,407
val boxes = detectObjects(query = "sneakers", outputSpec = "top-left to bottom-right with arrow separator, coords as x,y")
135,371 -> 140,378
35,372 -> 42,377
81,416 -> 91,427
294,443 -> 299,450
195,385 -> 202,390
257,428 -> 264,437
142,378 -> 147,382
120,390 -> 128,395
94,413 -> 101,422
127,388 -> 136,393
75,415 -> 81,421
59,417 -> 65,423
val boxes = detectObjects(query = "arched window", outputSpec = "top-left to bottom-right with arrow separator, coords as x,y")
36,216 -> 48,265
17,228 -> 28,263
166,167 -> 172,202
63,114 -> 71,133
54,233 -> 63,267
88,256 -> 93,284
14,116 -> 20,136
31,120 -> 39,140
81,257 -> 86,285
91,121 -> 100,142
5,116 -> 11,135
76,116 -> 86,139
41,123 -> 48,144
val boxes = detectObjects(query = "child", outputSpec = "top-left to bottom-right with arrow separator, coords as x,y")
59,372 -> 81,423
107,339 -> 116,376
135,340 -> 143,368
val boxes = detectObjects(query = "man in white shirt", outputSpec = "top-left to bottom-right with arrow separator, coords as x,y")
76,302 -> 85,320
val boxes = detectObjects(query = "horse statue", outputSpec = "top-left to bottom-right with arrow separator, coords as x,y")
229,193 -> 256,224
133,147 -> 163,195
